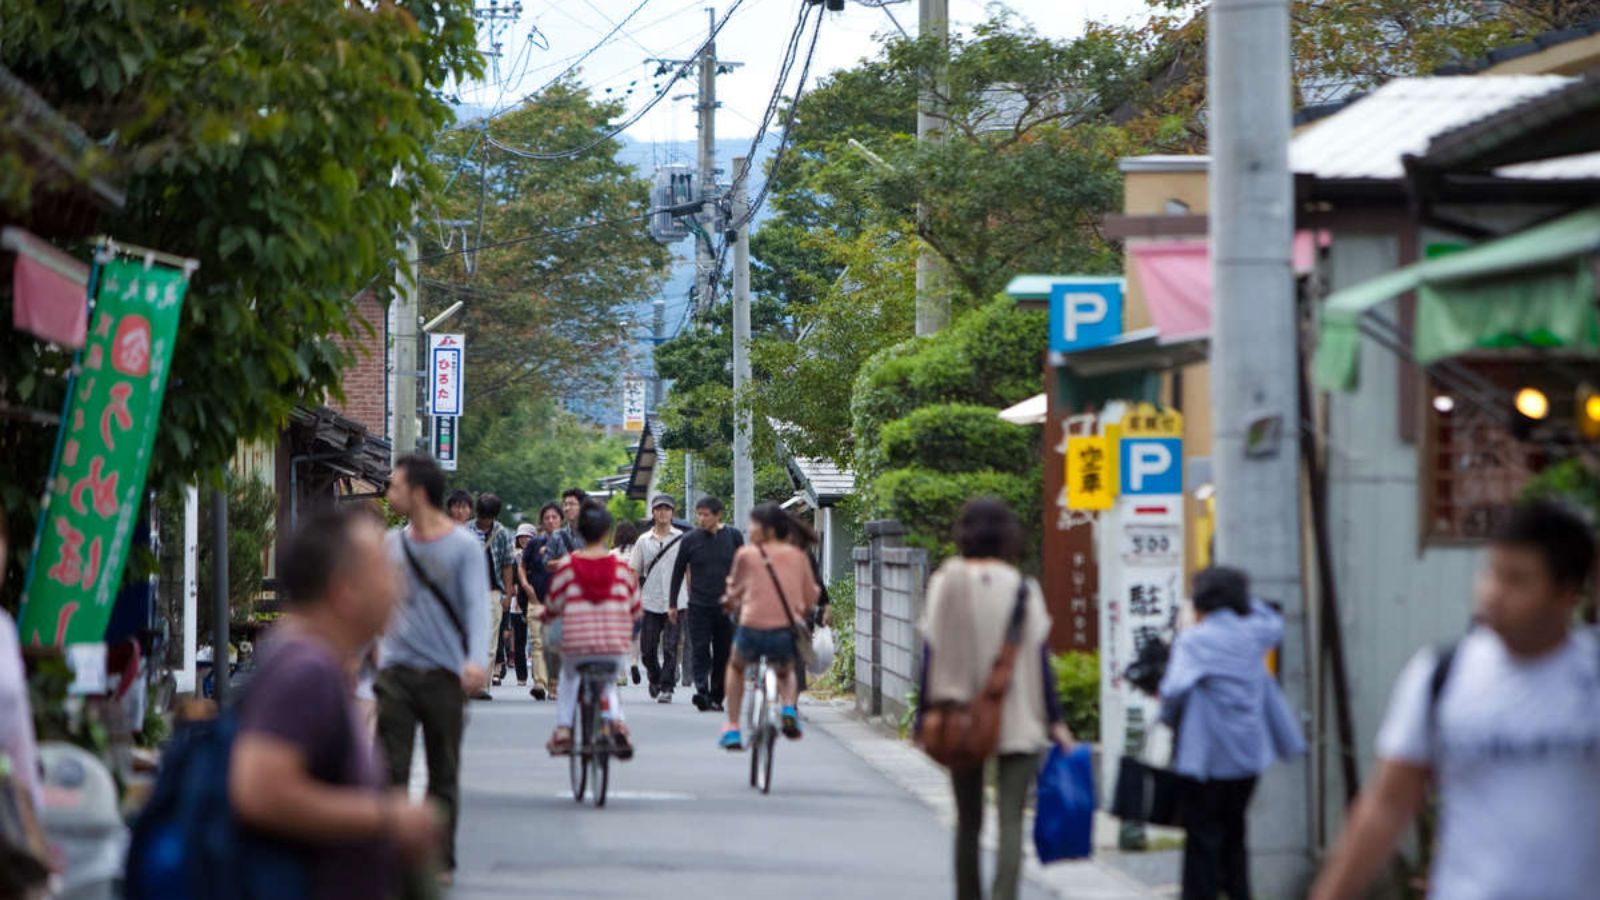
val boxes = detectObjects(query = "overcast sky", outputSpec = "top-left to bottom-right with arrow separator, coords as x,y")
454,0 -> 1156,146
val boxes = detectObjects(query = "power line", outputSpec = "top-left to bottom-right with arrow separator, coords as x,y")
415,211 -> 654,264
483,0 -> 751,161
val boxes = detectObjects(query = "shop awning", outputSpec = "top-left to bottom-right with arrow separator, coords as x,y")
998,393 -> 1047,425
1129,231 -> 1326,341
1313,207 -> 1600,390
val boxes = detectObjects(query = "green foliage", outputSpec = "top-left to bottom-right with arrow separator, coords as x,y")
0,0 -> 480,609
197,475 -> 275,633
817,573 -> 856,694
881,404 -> 1036,474
852,298 -> 1048,485
423,81 -> 670,405
1522,459 -> 1600,524
1052,651 -> 1101,743
874,467 -> 1039,560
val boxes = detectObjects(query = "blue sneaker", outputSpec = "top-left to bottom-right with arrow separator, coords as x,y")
781,706 -> 802,740
719,729 -> 743,751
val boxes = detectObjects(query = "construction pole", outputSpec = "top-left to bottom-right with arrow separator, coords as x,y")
914,0 -> 949,336
1208,0 -> 1310,893
392,231 -> 420,462
730,156 -> 754,528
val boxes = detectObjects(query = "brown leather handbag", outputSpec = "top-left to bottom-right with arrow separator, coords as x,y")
918,580 -> 1029,772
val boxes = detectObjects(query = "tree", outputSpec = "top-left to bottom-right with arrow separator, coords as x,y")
0,0 -> 480,602
422,81 -> 671,409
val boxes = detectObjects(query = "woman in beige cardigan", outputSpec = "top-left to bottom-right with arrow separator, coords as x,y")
918,499 -> 1074,900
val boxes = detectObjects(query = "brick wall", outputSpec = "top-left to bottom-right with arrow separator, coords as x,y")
329,289 -> 386,433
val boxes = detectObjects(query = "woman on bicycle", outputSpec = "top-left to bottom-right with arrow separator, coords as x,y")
718,503 -> 821,749
542,501 -> 642,758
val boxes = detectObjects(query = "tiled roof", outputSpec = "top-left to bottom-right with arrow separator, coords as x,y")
790,456 -> 856,506
1290,76 -> 1575,181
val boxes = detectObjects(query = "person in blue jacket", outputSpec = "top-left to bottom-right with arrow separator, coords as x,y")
1159,566 -> 1305,900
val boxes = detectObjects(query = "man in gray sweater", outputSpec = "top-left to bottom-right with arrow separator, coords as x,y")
376,454 -> 488,884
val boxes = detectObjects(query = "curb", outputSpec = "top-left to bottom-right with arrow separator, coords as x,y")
802,698 -> 1175,899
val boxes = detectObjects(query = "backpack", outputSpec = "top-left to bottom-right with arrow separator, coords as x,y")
124,709 -> 310,899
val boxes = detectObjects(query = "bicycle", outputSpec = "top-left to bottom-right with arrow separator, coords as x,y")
569,661 -> 619,807
743,655 -> 780,794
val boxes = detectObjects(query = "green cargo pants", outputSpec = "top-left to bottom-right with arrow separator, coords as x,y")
375,666 -> 466,872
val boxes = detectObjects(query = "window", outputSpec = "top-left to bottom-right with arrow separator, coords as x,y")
1422,359 -> 1552,541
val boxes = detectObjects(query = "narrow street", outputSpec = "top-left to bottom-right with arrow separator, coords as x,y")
440,683 -> 1056,900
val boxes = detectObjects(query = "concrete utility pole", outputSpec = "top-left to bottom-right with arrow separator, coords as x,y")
209,486 -> 230,705
731,156 -> 754,528
914,0 -> 949,336
1208,0 -> 1310,892
391,231 -> 420,463
651,297 -> 667,410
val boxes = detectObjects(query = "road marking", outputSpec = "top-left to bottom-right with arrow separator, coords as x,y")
549,789 -> 696,801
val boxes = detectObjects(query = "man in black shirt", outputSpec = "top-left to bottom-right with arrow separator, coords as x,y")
668,496 -> 744,712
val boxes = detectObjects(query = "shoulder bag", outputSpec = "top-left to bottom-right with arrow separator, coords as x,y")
400,534 -> 471,657
640,533 -> 687,588
757,546 -> 818,670
919,576 -> 1030,772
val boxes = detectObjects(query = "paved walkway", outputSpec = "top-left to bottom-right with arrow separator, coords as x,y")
432,681 -> 1066,899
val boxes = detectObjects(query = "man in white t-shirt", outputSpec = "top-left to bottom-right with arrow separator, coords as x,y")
1313,501 -> 1599,900
631,494 -> 687,703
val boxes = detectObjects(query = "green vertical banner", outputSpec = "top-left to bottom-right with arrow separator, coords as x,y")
20,256 -> 191,646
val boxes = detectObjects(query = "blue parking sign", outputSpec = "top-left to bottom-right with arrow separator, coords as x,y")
1049,280 -> 1123,353
1120,438 -> 1183,495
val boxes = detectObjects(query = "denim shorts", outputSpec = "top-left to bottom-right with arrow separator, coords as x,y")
734,626 -> 796,664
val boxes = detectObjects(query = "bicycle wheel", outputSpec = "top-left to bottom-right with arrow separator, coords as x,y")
569,690 -> 588,803
748,724 -> 762,788
593,736 -> 610,808
759,724 -> 776,794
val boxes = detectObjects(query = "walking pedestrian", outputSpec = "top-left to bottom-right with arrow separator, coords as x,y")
231,507 -> 442,900
1312,501 -> 1599,900
541,502 -> 642,758
469,493 -> 516,690
445,490 -> 474,527
611,520 -> 643,687
0,505 -> 41,816
917,498 -> 1073,900
718,503 -> 821,748
521,503 -> 561,700
668,496 -> 745,712
543,488 -> 589,572
375,454 -> 488,884
1158,566 -> 1305,900
632,495 -> 687,704
503,523 -> 538,689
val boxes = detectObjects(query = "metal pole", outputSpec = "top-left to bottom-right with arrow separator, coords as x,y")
651,298 -> 667,410
914,0 -> 949,336
731,157 -> 754,528
179,485 -> 198,695
1208,0 -> 1310,891
209,486 -> 230,705
392,230 -> 420,462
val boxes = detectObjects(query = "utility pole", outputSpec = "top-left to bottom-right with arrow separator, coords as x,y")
731,156 -> 754,528
915,0 -> 949,336
650,9 -> 740,507
209,486 -> 230,705
651,297 -> 667,410
391,231 -> 420,463
1208,0 -> 1309,893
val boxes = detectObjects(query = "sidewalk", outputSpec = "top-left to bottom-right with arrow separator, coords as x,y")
804,698 -> 1180,900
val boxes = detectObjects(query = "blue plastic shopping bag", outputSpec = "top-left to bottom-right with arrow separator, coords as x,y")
1034,745 -> 1095,863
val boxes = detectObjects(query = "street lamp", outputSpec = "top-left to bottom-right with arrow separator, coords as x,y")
423,300 -> 464,333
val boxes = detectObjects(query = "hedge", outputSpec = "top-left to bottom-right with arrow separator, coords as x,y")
880,403 -> 1036,474
874,466 -> 1040,560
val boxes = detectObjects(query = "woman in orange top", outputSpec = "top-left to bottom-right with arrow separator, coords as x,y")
718,503 -> 821,749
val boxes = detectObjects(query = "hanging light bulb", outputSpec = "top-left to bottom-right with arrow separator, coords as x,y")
1515,387 -> 1550,421
1432,394 -> 1455,413
1579,385 -> 1600,439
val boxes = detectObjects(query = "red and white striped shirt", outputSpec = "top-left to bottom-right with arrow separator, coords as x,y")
543,554 -> 641,656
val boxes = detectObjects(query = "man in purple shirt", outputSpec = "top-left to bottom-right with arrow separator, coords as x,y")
230,507 -> 441,898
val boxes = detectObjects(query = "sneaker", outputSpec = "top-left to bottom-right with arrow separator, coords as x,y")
719,729 -> 743,751
657,691 -> 673,705
631,664 -> 642,685
782,705 -> 802,740
648,682 -> 660,699
530,685 -> 547,701
474,690 -> 493,701
691,693 -> 709,712
517,680 -> 527,688
710,701 -> 725,713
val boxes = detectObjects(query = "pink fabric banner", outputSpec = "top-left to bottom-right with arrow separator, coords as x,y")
1129,232 -> 1325,341
8,230 -> 88,348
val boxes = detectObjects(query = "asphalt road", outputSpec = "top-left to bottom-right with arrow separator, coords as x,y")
442,680 -> 1054,900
